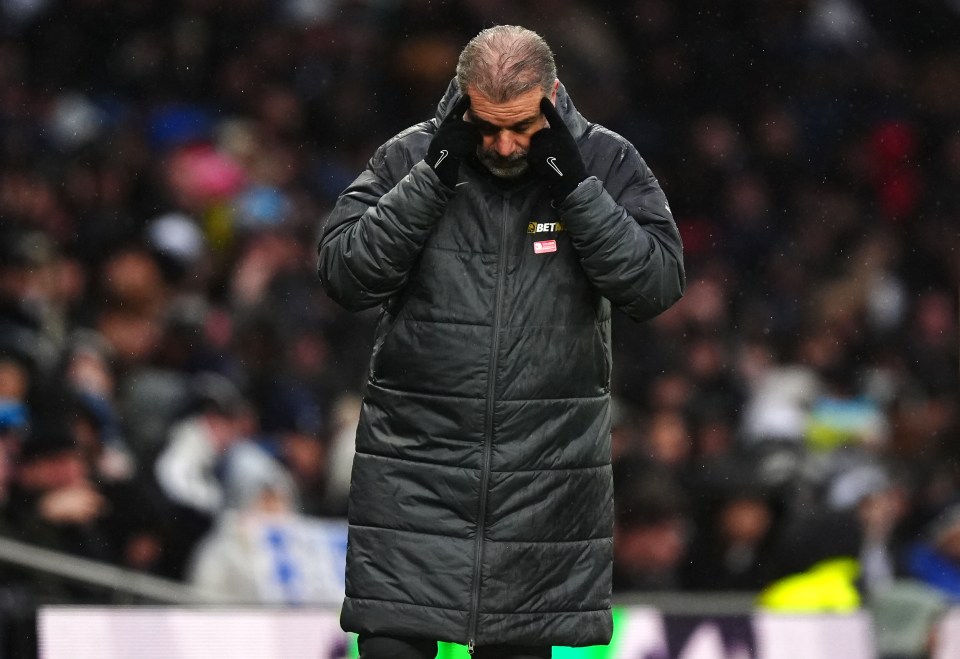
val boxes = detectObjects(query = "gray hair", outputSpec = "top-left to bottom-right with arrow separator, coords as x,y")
456,25 -> 557,103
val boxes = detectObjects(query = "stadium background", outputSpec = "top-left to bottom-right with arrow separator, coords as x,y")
1,0 -> 958,657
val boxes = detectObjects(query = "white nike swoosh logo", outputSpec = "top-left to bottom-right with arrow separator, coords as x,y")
546,156 -> 563,177
434,149 -> 448,169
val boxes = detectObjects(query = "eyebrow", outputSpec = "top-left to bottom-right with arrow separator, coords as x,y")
467,111 -> 539,132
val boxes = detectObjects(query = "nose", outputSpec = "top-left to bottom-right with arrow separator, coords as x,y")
493,131 -> 515,157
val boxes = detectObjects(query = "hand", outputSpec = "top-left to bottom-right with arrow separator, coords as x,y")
426,95 -> 480,188
528,97 -> 588,201
39,483 -> 108,524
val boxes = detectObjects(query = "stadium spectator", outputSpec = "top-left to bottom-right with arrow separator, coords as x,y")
613,459 -> 691,592
906,503 -> 960,602
151,372 -> 254,578
6,416 -> 113,598
186,440 -> 346,606
682,479 -> 782,592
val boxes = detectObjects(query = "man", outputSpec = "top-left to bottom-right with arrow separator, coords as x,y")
318,25 -> 684,658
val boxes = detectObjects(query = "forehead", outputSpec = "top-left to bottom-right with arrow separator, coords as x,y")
466,86 -> 543,126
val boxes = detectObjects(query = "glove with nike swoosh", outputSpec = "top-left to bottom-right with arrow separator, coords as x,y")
426,95 -> 480,189
529,97 -> 588,202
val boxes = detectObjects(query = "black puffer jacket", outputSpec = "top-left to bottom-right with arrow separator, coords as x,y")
318,80 -> 684,648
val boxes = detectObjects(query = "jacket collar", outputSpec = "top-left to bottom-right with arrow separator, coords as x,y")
434,78 -> 588,141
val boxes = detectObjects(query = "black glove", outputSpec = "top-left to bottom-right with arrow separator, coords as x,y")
528,97 -> 588,201
426,95 -> 480,188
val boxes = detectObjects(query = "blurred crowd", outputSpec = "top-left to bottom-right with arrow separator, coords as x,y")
0,0 -> 959,654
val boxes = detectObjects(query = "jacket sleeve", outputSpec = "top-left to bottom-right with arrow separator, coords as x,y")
317,139 -> 452,311
559,141 -> 685,322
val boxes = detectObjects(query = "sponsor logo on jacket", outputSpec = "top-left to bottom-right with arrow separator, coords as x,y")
527,220 -> 565,234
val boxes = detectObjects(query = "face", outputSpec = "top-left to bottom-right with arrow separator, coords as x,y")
18,450 -> 87,490
721,498 -> 772,545
0,359 -> 29,401
465,82 -> 558,179
615,518 -> 687,571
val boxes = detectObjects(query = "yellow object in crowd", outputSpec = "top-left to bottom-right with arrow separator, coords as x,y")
758,558 -> 861,612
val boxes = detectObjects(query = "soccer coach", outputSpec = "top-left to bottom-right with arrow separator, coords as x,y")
318,24 -> 685,659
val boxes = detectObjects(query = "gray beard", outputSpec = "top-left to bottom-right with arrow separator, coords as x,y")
477,148 -> 529,179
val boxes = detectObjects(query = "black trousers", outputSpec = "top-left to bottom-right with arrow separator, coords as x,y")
357,634 -> 552,659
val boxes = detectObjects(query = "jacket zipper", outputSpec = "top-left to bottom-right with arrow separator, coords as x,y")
467,196 -> 510,652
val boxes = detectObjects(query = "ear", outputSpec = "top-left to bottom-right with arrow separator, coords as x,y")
550,79 -> 559,103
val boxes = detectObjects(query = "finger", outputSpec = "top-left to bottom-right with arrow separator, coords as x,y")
446,94 -> 471,123
540,97 -> 564,130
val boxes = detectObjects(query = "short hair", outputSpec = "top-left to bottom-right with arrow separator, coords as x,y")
456,25 -> 557,103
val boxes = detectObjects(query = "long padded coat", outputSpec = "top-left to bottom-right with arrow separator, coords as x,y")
317,80 -> 685,647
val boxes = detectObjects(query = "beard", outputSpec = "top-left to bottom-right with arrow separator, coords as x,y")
477,147 -> 529,179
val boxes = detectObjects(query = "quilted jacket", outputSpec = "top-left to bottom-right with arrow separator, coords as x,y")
317,79 -> 684,647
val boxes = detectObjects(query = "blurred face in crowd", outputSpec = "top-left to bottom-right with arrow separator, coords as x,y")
203,409 -> 251,452
721,497 -> 772,546
938,524 -> 960,561
615,517 -> 688,573
253,487 -> 291,515
858,487 -> 907,541
66,349 -> 114,398
465,82 -> 557,178
647,410 -> 691,466
18,449 -> 87,491
0,358 -> 29,402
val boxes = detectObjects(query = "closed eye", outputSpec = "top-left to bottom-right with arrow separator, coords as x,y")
468,114 -> 538,135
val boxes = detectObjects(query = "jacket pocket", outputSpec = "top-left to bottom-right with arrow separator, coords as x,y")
592,321 -> 612,392
368,307 -> 399,384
